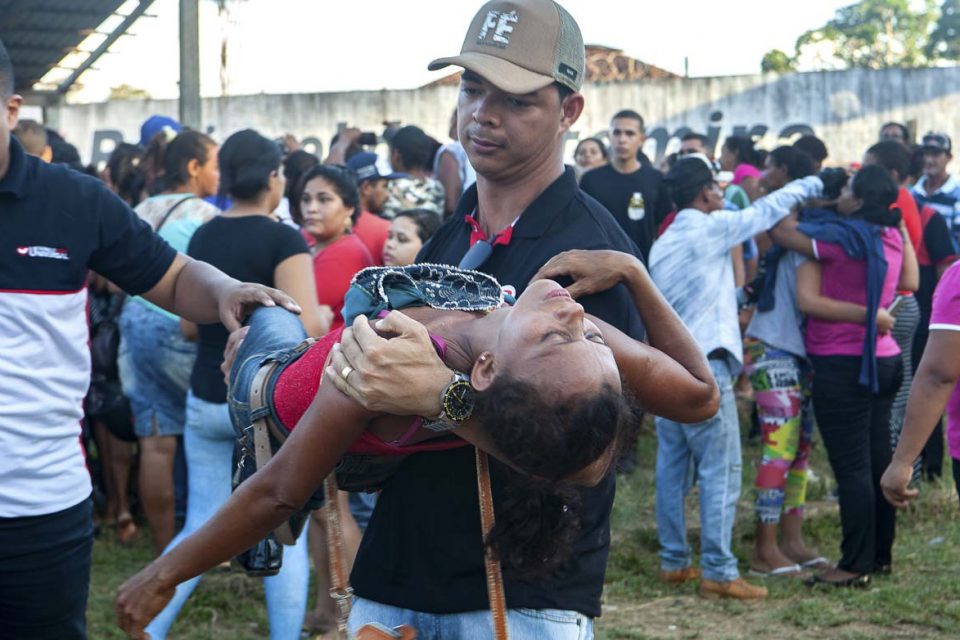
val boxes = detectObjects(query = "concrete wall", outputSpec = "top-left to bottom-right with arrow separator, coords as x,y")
50,66 -> 960,168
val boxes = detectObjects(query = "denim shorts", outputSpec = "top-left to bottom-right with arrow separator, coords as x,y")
227,307 -> 407,500
227,306 -> 333,511
117,300 -> 196,438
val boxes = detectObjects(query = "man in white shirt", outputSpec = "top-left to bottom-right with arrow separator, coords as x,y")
649,155 -> 822,600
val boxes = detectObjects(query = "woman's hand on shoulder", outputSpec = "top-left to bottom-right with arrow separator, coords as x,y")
532,250 -> 643,298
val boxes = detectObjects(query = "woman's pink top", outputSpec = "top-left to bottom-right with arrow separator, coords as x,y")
272,326 -> 467,456
805,228 -> 903,358
929,262 -> 960,459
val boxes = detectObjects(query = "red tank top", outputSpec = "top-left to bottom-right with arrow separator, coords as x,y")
271,327 -> 467,455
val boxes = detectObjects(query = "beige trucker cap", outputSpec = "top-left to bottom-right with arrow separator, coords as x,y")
428,0 -> 585,95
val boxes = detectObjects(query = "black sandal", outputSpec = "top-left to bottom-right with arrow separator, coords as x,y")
805,573 -> 871,588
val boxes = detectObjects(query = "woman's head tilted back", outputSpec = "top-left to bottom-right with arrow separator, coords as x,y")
466,278 -> 637,576
218,129 -> 283,206
837,164 -> 901,227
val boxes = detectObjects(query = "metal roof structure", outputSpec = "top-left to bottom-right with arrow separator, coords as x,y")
0,0 -> 153,95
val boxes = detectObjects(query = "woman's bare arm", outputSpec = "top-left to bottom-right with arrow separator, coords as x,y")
115,379 -> 374,637
274,253 -> 333,337
898,222 -> 919,292
436,150 -> 463,216
768,212 -> 816,258
882,330 -> 960,507
796,260 -> 895,333
534,250 -> 720,423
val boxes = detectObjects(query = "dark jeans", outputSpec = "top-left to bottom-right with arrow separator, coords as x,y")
913,326 -> 944,478
0,498 -> 94,639
810,355 -> 902,575
953,458 -> 960,506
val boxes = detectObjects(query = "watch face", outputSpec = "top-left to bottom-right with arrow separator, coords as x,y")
444,379 -> 475,422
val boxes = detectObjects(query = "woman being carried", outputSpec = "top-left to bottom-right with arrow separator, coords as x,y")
116,250 -> 720,637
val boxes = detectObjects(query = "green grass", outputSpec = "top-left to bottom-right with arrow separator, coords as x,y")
88,405 -> 960,639
90,536 -> 274,639
597,410 -> 960,640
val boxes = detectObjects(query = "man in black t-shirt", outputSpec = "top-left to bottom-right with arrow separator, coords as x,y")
326,0 -> 646,637
580,109 -> 671,263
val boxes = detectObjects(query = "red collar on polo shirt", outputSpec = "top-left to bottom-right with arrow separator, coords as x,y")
464,213 -> 516,247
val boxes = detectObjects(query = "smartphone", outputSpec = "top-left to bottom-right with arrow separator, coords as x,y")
888,295 -> 905,315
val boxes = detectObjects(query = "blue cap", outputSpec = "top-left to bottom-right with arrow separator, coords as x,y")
139,115 -> 182,147
346,152 -> 406,182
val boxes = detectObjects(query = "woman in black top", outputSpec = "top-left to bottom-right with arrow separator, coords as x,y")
139,130 -> 329,640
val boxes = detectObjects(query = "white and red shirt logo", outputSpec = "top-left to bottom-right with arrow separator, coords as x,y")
16,246 -> 70,260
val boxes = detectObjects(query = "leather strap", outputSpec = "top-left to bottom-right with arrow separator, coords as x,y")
246,357 -> 299,544
248,361 -> 278,470
324,474 -> 353,640
476,448 -> 509,639
155,195 -> 198,233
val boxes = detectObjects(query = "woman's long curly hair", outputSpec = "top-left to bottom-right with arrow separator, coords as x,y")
472,376 -> 639,579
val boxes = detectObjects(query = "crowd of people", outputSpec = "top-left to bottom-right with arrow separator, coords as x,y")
4,0 -> 960,638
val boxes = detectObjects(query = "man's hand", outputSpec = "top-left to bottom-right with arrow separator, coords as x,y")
325,312 -> 452,417
115,566 -> 175,639
218,283 -> 301,333
532,250 -> 642,299
880,459 -> 919,508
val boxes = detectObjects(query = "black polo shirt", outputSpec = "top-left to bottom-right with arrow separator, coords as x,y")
0,138 -> 176,517
350,167 -> 644,617
580,163 -> 672,264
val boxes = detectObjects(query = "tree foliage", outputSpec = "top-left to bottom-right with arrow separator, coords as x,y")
760,0 -> 960,72
761,49 -> 796,73
797,0 -> 937,69
927,0 -> 960,59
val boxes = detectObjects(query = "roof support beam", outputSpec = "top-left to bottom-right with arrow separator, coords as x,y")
178,0 -> 201,128
56,0 -> 155,94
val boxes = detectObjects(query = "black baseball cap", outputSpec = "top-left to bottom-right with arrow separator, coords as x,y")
922,132 -> 952,154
